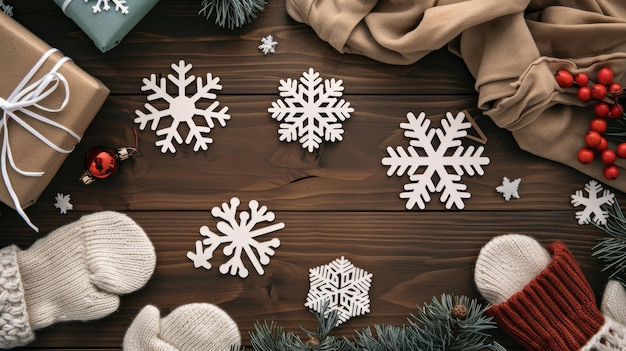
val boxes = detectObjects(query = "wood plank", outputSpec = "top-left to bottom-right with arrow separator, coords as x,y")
0,210 -> 612,350
10,0 -> 477,95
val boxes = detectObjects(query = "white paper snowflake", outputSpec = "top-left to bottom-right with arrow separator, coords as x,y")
305,256 -> 372,326
496,177 -> 521,201
258,35 -> 277,55
187,197 -> 285,278
135,60 -> 230,153
382,111 -> 490,210
268,68 -> 354,152
84,0 -> 129,14
54,193 -> 73,214
571,180 -> 616,225
0,0 -> 13,16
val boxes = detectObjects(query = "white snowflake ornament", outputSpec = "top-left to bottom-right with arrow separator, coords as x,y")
496,177 -> 521,201
54,193 -> 73,214
135,60 -> 230,153
85,0 -> 129,14
571,180 -> 616,225
305,256 -> 372,326
382,111 -> 490,210
258,35 -> 277,55
0,0 -> 13,16
187,197 -> 285,278
268,68 -> 354,152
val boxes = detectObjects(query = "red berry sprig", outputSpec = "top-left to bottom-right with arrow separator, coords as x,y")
555,67 -> 626,180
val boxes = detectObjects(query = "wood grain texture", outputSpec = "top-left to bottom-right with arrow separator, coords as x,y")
1,1 -> 625,350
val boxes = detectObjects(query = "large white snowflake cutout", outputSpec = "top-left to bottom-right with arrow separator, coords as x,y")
85,0 -> 129,14
382,111 -> 490,210
496,177 -> 521,201
305,256 -> 372,326
258,35 -> 277,55
187,197 -> 285,278
268,68 -> 354,152
571,180 -> 616,225
54,193 -> 73,214
135,60 -> 230,153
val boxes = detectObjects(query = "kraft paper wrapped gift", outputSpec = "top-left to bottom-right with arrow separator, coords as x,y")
0,12 -> 110,231
53,0 -> 159,53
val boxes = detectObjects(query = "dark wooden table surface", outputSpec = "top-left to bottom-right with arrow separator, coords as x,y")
2,1 -> 625,350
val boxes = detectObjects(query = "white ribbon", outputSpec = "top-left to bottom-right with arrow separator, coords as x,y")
0,48 -> 77,232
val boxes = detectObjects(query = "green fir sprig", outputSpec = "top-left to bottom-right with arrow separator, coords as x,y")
247,294 -> 506,351
199,0 -> 267,29
592,200 -> 626,286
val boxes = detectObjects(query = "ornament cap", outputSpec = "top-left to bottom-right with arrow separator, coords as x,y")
79,170 -> 96,185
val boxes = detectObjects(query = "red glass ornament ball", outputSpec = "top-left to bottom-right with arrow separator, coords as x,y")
84,147 -> 119,179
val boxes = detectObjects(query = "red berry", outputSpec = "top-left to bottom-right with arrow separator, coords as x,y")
577,86 -> 592,102
585,130 -> 603,148
594,102 -> 610,117
597,67 -> 615,86
609,83 -> 623,96
604,164 -> 620,180
595,136 -> 609,152
575,73 -> 589,86
601,149 -> 617,164
609,104 -> 624,118
555,69 -> 574,87
577,147 -> 595,164
590,118 -> 608,133
617,143 -> 626,158
591,84 -> 608,100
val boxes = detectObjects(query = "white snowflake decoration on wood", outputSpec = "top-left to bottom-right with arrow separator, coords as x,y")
54,193 -> 73,214
135,60 -> 230,153
382,111 -> 490,210
85,0 -> 129,14
496,177 -> 521,201
187,197 -> 285,278
268,68 -> 354,152
571,180 -> 616,225
258,35 -> 277,55
305,256 -> 372,326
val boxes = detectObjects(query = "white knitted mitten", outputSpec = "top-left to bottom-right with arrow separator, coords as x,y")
602,280 -> 626,325
0,211 -> 156,348
123,304 -> 241,351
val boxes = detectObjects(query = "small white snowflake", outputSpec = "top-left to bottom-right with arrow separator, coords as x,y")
496,177 -> 521,201
54,193 -> 73,214
571,180 -> 616,225
0,0 -> 13,16
382,111 -> 490,210
187,197 -> 285,278
268,68 -> 354,152
84,0 -> 129,14
305,256 -> 372,326
258,35 -> 277,55
135,60 -> 230,153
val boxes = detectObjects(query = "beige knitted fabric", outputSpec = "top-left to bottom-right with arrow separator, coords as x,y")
474,234 -> 550,304
0,246 -> 33,348
602,280 -> 626,325
123,304 -> 241,351
16,211 -> 156,331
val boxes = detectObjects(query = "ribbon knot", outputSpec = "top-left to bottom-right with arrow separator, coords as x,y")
1,48 -> 79,232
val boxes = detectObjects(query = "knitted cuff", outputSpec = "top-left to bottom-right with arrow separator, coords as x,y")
0,245 -> 34,348
581,316 -> 626,351
488,241 -> 604,351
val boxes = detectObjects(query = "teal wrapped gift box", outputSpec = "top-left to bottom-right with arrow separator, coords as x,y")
52,0 -> 159,52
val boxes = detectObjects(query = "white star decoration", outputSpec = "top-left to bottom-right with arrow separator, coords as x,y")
496,177 -> 521,201
54,193 -> 73,214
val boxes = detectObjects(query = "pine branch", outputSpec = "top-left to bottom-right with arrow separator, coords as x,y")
199,0 -> 267,29
592,200 -> 626,286
249,295 -> 505,351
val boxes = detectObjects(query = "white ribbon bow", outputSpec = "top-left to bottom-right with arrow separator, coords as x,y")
0,48 -> 78,232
